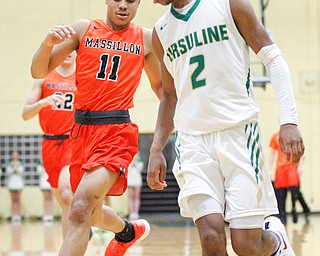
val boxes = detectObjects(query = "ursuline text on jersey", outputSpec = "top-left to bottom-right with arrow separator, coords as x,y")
166,24 -> 229,62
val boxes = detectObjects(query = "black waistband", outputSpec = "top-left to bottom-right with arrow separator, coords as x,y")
75,109 -> 131,125
43,134 -> 70,140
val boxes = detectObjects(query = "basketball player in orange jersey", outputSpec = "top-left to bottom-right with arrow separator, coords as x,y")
30,0 -> 162,255
22,52 -> 77,238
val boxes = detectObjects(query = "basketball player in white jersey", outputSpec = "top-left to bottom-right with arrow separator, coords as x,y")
147,0 -> 304,255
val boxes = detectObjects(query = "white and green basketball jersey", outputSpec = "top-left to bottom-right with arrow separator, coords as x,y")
155,0 -> 260,135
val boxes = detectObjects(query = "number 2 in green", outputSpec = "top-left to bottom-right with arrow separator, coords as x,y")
190,55 -> 206,89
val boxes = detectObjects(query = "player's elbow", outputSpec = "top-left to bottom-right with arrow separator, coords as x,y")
31,65 -> 49,79
21,113 -> 29,121
31,70 -> 47,79
21,110 -> 32,121
153,87 -> 162,100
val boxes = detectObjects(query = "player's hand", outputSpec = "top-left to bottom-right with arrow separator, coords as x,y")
147,151 -> 167,190
43,25 -> 76,47
40,94 -> 64,108
279,124 -> 305,165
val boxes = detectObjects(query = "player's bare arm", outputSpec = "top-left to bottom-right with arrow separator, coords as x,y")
22,79 -> 64,120
147,28 -> 177,191
230,0 -> 273,53
31,19 -> 89,79
231,0 -> 305,164
150,28 -> 176,143
143,27 -> 162,100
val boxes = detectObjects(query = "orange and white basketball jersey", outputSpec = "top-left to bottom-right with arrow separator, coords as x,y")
39,69 -> 76,134
75,19 -> 145,111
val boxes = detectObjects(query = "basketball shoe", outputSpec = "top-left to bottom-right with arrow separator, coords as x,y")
263,216 -> 295,256
105,219 -> 150,256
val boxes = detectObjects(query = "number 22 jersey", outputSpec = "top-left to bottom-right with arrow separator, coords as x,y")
39,70 -> 76,135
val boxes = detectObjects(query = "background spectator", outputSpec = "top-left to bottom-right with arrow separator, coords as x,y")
6,151 -> 25,223
128,152 -> 144,221
37,159 -> 54,222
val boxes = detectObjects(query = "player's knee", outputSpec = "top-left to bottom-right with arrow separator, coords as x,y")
232,238 -> 260,256
199,229 -> 226,252
59,187 -> 73,207
69,199 -> 89,224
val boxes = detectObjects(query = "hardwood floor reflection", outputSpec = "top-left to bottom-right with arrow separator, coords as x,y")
0,213 -> 319,256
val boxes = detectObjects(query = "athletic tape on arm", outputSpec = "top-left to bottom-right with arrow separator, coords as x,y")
257,44 -> 298,125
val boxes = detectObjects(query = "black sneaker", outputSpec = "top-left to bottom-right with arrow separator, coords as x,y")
304,211 -> 310,225
292,211 -> 298,224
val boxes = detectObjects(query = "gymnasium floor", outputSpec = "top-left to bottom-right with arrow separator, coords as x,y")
0,213 -> 319,256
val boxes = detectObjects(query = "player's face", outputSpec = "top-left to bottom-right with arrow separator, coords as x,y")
106,0 -> 140,31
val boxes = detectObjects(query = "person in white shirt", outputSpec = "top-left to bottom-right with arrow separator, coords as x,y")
6,151 -> 25,223
147,0 -> 304,255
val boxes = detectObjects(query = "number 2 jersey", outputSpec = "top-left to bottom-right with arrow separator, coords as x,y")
155,0 -> 260,135
75,19 -> 145,111
39,69 -> 76,135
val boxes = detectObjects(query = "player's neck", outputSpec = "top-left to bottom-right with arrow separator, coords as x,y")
56,64 -> 75,77
172,0 -> 194,9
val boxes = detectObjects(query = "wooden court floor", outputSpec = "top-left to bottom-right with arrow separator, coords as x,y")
0,213 -> 319,256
